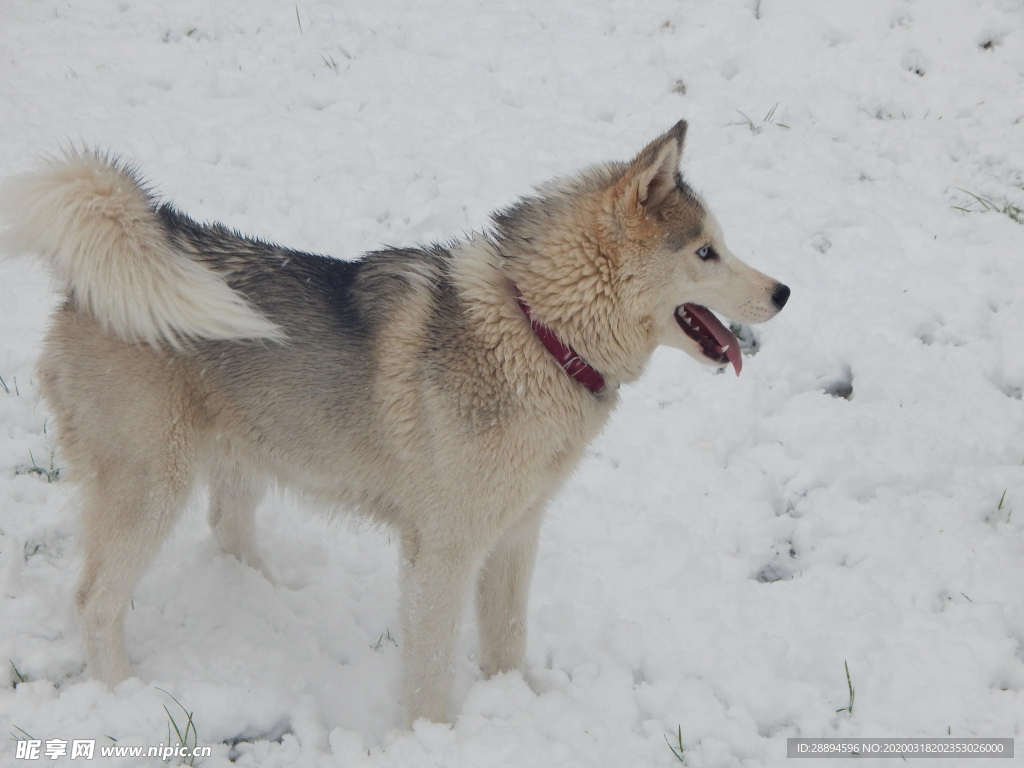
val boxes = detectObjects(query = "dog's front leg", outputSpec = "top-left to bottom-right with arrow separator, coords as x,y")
476,508 -> 543,678
399,531 -> 480,724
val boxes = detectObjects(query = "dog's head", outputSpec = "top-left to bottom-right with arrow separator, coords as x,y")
497,120 -> 788,382
606,120 -> 789,376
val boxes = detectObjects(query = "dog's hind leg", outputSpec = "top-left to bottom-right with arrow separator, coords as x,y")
39,318 -> 202,687
476,508 -> 543,678
206,459 -> 268,575
74,445 -> 195,686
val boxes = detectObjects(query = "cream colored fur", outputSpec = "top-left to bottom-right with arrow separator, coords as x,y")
0,151 -> 283,349
4,124 -> 787,725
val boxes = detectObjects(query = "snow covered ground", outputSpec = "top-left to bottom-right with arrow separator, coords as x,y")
2,0 -> 1024,765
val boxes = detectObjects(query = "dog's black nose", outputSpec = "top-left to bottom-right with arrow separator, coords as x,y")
771,283 -> 790,310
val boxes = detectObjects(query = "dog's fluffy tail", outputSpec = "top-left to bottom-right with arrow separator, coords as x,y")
0,151 -> 283,349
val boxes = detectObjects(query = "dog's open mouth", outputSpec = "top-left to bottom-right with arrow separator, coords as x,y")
675,304 -> 742,376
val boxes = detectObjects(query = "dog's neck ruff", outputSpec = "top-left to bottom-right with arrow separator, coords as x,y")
514,287 -> 606,393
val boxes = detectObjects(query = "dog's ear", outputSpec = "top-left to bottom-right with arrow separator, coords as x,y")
627,120 -> 687,216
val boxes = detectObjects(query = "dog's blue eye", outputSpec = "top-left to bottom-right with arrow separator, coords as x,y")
697,245 -> 716,261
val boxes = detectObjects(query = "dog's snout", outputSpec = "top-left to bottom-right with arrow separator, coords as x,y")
771,283 -> 790,310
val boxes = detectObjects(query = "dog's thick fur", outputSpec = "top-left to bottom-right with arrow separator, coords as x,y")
1,122 -> 787,723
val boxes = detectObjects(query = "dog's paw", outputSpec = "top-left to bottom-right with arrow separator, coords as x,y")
241,553 -> 277,585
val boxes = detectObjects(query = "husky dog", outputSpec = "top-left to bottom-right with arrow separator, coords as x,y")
1,121 -> 788,724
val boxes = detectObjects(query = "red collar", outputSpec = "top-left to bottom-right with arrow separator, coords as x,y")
514,287 -> 606,393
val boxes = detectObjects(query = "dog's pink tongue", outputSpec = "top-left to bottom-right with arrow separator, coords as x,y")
683,303 -> 742,376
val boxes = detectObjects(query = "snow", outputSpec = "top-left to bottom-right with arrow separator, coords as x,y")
1,0 -> 1024,765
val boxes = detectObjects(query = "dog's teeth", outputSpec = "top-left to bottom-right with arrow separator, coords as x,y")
721,345 -> 729,352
